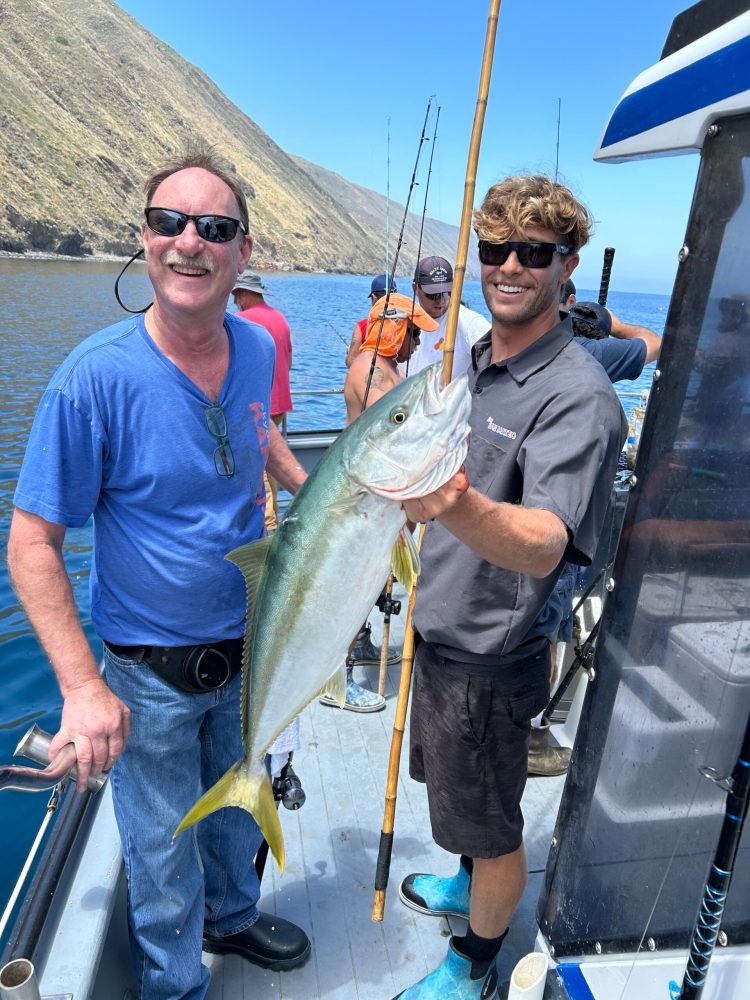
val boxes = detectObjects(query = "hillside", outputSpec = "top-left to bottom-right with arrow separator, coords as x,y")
0,0 -> 470,276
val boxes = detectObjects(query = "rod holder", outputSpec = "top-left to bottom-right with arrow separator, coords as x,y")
0,959 -> 40,1000
14,725 -> 106,794
507,951 -> 548,1000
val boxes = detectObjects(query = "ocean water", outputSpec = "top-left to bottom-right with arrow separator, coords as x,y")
0,258 -> 668,940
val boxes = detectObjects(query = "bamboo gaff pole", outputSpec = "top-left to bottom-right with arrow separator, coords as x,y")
372,0 -> 502,922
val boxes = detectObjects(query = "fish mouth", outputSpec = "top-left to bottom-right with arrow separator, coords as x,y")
365,367 -> 472,499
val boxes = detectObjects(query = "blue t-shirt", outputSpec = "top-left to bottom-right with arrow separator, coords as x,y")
576,336 -> 646,383
14,312 -> 275,646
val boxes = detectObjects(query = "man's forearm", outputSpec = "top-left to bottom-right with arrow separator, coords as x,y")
405,482 -> 568,578
609,312 -> 662,364
439,489 -> 567,577
266,421 -> 307,494
8,518 -> 100,695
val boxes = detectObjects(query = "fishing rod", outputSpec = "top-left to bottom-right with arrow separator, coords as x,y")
361,96 -> 434,412
402,105 -> 442,380
670,709 -> 750,1000
598,246 -> 616,306
326,321 -> 350,350
372,0 -> 503,923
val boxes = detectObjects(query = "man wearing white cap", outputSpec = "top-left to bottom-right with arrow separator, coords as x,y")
403,256 -> 489,378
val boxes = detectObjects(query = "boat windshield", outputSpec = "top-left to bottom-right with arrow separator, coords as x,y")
539,112 -> 750,957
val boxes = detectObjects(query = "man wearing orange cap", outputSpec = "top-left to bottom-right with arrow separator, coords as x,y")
319,292 -> 439,712
343,292 -> 439,424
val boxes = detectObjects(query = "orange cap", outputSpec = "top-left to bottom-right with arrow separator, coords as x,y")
362,292 -> 439,357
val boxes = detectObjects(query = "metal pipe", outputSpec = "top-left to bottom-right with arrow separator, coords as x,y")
0,958 -> 41,1000
14,726 -> 106,794
1,786 -> 92,968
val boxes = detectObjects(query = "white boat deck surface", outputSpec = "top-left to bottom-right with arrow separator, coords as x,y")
203,624 -> 564,1000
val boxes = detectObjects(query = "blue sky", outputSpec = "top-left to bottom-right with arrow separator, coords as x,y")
116,1 -> 698,294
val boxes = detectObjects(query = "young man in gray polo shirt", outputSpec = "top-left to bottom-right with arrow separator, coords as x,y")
392,175 -> 627,1000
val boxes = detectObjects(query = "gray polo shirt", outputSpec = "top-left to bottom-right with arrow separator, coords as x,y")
413,315 -> 627,664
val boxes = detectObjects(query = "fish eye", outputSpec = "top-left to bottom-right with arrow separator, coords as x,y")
390,406 -> 409,425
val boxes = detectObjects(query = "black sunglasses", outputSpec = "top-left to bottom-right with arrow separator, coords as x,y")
422,290 -> 451,301
478,240 -> 572,269
145,207 -> 246,244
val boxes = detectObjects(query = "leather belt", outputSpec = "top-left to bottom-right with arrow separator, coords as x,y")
104,637 -> 244,694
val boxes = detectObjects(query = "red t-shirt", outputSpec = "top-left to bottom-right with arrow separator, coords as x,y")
237,303 -> 293,416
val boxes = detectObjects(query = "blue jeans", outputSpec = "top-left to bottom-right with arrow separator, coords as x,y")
105,647 -> 263,1000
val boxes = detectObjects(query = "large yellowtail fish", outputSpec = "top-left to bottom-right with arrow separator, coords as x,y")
174,363 -> 472,869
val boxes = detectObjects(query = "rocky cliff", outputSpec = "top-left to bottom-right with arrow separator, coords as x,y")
0,0 -> 469,276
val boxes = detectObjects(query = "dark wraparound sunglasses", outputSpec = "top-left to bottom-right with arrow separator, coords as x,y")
478,240 -> 572,269
145,207 -> 246,243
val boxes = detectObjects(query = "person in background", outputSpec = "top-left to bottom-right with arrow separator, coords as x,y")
527,283 -> 663,777
7,148 -> 311,1000
402,255 -> 489,378
233,269 -> 293,531
320,292 -> 438,712
345,273 -> 398,367
560,277 -> 577,310
568,298 -> 662,373
393,175 -> 626,1000
345,273 -> 409,675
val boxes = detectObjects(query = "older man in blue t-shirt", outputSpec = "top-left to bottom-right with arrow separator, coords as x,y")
8,151 -> 310,999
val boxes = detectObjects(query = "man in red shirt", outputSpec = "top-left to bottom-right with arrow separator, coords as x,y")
233,270 -> 293,530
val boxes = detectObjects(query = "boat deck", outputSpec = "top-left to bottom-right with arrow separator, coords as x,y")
204,614 -> 564,999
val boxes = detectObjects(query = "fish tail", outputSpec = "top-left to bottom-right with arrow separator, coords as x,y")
174,759 -> 285,872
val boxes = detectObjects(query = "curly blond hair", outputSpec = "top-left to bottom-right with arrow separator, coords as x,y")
473,174 -> 592,252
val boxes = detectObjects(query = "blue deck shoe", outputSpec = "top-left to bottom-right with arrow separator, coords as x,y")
399,862 -> 471,919
350,623 -> 401,666
392,940 -> 498,999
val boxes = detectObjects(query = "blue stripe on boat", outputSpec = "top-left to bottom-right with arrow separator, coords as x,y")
601,34 -> 750,148
556,962 -> 597,1000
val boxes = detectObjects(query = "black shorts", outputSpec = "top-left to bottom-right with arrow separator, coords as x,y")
409,640 -> 550,858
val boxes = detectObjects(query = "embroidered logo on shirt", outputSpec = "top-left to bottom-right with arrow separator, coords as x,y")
486,416 -> 517,440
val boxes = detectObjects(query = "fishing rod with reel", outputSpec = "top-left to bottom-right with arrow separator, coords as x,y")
358,100 -> 439,696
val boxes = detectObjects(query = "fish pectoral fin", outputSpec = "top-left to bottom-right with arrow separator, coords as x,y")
174,759 -> 285,873
391,528 -> 421,594
316,664 -> 347,707
226,536 -> 274,606
326,491 -> 368,516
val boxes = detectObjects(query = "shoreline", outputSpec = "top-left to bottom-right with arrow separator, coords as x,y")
0,250 -> 366,277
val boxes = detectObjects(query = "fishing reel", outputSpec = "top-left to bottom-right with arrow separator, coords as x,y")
272,759 -> 306,810
376,590 -> 401,618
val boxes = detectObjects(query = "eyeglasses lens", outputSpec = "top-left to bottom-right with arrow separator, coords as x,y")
204,405 -> 235,478
478,241 -> 558,269
146,209 -> 241,243
425,291 -> 450,301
